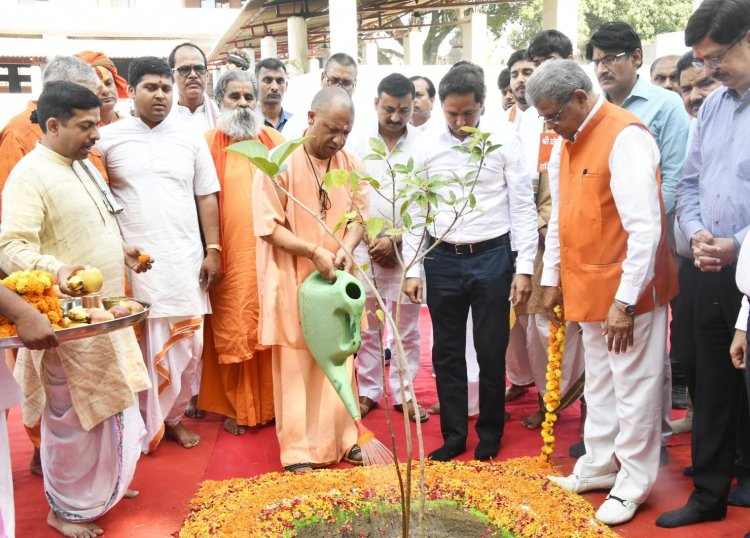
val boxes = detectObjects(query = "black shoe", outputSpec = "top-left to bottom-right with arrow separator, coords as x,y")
384,347 -> 391,363
683,465 -> 694,477
660,446 -> 669,467
428,443 -> 465,462
569,439 -> 585,458
672,384 -> 688,410
474,440 -> 500,461
655,504 -> 725,528
729,482 -> 750,507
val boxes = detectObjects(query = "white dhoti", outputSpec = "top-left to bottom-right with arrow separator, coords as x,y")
505,314 -> 540,387
139,316 -> 204,454
41,356 -> 144,522
574,306 -> 667,504
357,298 -> 421,406
1,350 -> 23,538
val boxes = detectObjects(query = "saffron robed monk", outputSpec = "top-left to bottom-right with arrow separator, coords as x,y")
526,59 -> 677,527
198,70 -> 283,435
252,87 -> 368,474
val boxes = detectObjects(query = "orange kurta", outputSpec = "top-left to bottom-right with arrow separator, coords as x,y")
0,101 -> 108,218
253,142 -> 368,467
198,127 -> 284,427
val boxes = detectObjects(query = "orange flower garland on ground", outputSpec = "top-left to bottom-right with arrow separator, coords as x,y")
541,305 -> 565,462
178,459 -> 618,537
0,270 -> 63,337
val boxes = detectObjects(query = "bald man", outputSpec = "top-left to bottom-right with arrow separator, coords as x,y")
253,87 -> 369,473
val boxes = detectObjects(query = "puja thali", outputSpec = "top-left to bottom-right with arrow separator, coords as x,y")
0,297 -> 150,349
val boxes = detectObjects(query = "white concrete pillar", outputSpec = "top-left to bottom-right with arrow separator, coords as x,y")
542,0 -> 579,56
30,65 -> 43,98
288,16 -> 309,73
328,0 -> 358,58
243,47 -> 255,71
260,36 -> 278,59
364,41 -> 378,66
406,29 -> 424,66
460,11 -> 487,64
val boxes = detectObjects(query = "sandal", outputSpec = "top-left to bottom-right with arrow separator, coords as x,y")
284,462 -> 314,474
342,445 -> 363,466
394,401 -> 429,423
358,396 -> 377,417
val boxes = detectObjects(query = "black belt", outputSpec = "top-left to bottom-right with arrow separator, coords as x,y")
431,233 -> 510,255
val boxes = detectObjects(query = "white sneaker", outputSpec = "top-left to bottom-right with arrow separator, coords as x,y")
547,472 -> 617,493
596,495 -> 639,526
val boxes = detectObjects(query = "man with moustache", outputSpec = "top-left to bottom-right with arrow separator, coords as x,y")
528,59 -> 677,526
253,87 -> 367,473
0,80 -> 152,538
657,0 -> 750,528
587,23 -> 691,461
504,49 -> 536,126
198,70 -> 283,435
168,42 -> 219,131
255,58 -> 293,132
409,75 -> 435,131
650,55 -> 681,93
348,74 -> 426,423
403,62 -> 537,462
98,57 -> 221,454
676,51 -> 722,120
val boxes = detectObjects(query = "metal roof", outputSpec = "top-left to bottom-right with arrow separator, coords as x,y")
209,0 -> 521,65
0,37 -> 198,62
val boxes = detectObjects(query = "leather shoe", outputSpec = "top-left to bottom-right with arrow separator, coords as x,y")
358,396 -> 376,417
394,401 -> 429,423
568,439 -> 585,458
596,495 -> 639,526
729,482 -> 750,507
660,446 -> 669,467
474,439 -> 500,461
655,504 -> 725,528
548,472 -> 617,493
428,443 -> 465,462
671,384 -> 688,409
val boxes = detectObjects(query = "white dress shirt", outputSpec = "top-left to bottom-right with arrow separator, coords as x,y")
349,124 -> 420,302
541,95 -> 663,306
404,119 -> 538,278
736,238 -> 750,330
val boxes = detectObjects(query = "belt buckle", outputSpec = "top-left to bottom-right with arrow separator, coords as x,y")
454,243 -> 474,255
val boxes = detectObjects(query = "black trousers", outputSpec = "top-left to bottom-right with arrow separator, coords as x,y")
424,241 -> 513,448
680,262 -> 748,511
670,257 -> 691,387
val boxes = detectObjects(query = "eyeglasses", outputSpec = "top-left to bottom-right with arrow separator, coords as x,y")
692,32 -> 746,69
538,102 -> 568,125
590,51 -> 630,69
174,64 -> 207,77
323,73 -> 355,91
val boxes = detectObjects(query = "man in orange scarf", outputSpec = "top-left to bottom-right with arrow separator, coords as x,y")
198,70 -> 283,434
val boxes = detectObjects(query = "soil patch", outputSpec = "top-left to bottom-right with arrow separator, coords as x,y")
294,501 -> 502,537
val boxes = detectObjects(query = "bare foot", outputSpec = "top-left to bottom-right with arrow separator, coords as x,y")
184,395 -> 205,419
47,510 -> 103,538
223,418 -> 247,436
165,422 -> 200,448
30,447 -> 43,476
123,489 -> 139,498
522,410 -> 545,430
428,402 -> 440,415
505,383 -> 530,402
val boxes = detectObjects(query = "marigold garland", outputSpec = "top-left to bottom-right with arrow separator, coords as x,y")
0,270 -> 62,337
177,459 -> 618,538
540,305 -> 565,462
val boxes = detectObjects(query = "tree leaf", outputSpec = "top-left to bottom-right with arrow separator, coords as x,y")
270,136 -> 313,166
227,140 -> 269,160
366,216 -> 386,238
369,137 -> 387,156
376,309 -> 385,323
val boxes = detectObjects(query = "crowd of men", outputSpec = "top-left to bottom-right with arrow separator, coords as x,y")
0,0 -> 749,535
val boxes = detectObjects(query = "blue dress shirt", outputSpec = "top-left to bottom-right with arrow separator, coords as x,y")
263,108 -> 293,132
676,85 -> 750,245
620,76 -> 691,215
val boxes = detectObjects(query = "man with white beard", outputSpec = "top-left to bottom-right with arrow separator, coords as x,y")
198,71 -> 284,433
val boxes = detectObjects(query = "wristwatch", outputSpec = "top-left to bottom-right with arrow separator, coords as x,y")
206,243 -> 222,252
614,299 -> 635,316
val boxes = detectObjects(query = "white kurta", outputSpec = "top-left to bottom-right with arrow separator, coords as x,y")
0,359 -> 22,538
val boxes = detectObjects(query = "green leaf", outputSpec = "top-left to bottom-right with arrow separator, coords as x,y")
469,193 -> 477,209
253,159 -> 280,177
402,212 -> 412,229
369,137 -> 387,156
364,153 -> 385,161
376,309 -> 385,322
324,169 -> 350,190
270,136 -> 313,166
360,263 -> 370,272
226,140 -> 269,160
366,216 -> 386,238
364,177 -> 381,190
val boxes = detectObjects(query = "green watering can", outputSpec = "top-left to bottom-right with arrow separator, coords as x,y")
299,270 -> 366,420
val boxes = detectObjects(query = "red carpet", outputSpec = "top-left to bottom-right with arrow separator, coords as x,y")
8,308 -> 750,537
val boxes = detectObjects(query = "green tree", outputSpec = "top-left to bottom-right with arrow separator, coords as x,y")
487,0 -> 694,54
